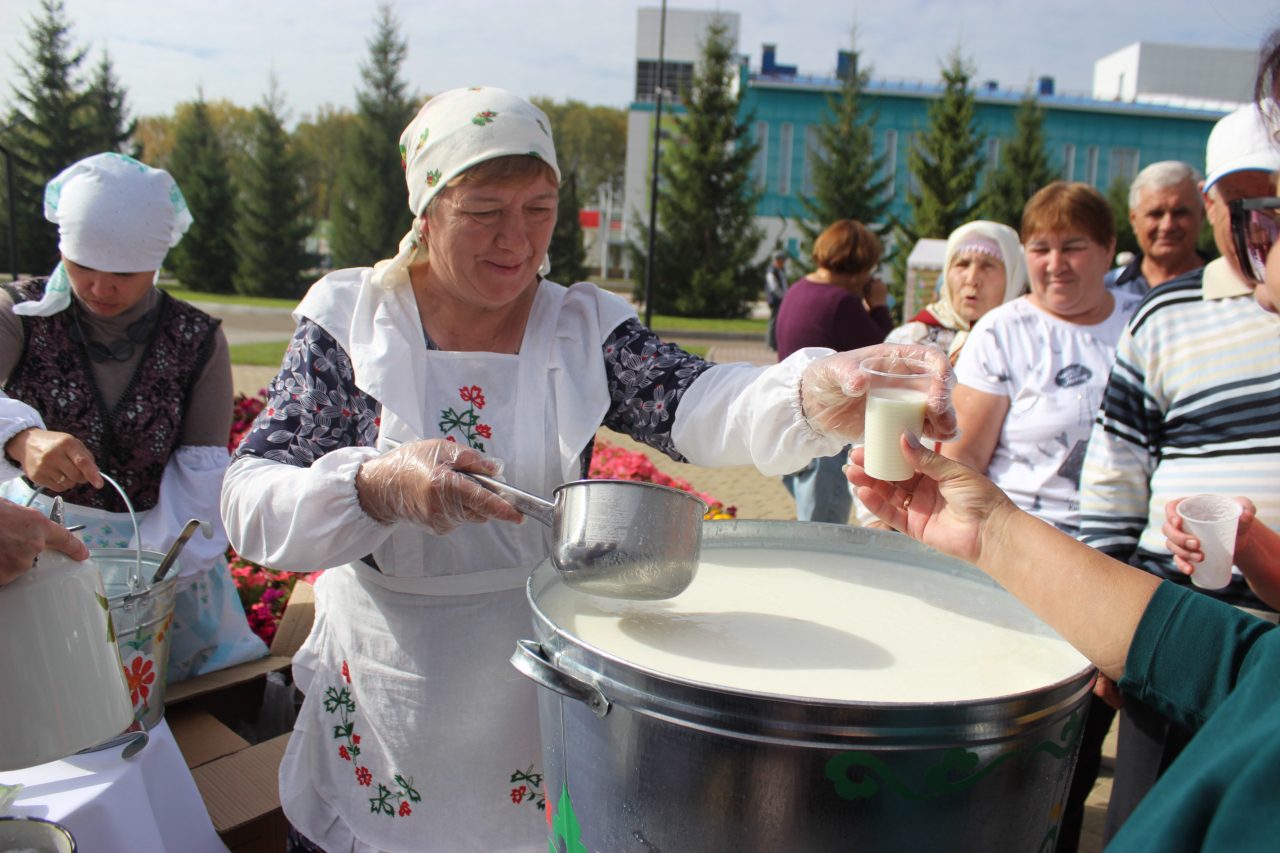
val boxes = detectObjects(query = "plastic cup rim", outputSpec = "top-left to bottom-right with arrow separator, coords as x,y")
1175,494 -> 1243,525
859,356 -> 935,380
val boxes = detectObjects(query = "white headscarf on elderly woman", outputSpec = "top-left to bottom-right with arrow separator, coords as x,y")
920,220 -> 1026,357
369,86 -> 560,291
15,152 -> 192,317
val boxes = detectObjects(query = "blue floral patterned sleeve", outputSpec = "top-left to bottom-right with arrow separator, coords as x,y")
234,318 -> 382,466
601,318 -> 715,462
234,316 -> 713,470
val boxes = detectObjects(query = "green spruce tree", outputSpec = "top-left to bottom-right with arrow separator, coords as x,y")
548,169 -> 587,284
82,50 -> 136,155
796,47 -> 892,247
166,96 -> 237,293
978,92 -> 1055,229
233,78 -> 312,298
329,3 -> 416,268
630,19 -> 763,317
1,0 -> 93,275
906,50 -> 985,241
1106,177 -> 1139,257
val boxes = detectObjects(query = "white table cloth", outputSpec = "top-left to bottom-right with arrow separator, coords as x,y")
0,720 -> 226,852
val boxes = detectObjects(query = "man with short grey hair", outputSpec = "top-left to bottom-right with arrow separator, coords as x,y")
1104,160 -> 1206,295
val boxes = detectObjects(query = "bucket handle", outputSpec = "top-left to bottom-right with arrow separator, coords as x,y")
24,473 -> 143,591
510,639 -> 610,719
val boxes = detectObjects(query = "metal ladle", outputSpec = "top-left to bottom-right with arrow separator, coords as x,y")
461,473 -> 707,600
150,519 -> 212,585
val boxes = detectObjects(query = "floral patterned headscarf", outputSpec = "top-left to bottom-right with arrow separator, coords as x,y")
370,86 -> 560,289
16,152 -> 192,317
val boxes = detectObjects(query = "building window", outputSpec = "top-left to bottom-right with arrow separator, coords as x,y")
803,125 -> 821,195
1085,146 -> 1100,187
754,121 -> 769,189
986,138 -> 1000,172
634,60 -> 694,103
1110,148 -> 1140,186
883,129 -> 898,191
778,122 -> 793,195
1062,143 -> 1076,181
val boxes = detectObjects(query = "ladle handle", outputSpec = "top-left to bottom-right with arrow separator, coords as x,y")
459,473 -> 555,527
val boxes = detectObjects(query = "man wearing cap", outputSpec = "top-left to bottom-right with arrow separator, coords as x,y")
1078,103 -> 1280,841
764,250 -> 789,350
1104,160 -> 1207,296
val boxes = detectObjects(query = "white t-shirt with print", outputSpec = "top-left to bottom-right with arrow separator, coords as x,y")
953,293 -> 1142,531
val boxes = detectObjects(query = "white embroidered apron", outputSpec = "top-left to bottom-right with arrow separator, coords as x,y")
280,291 -> 580,852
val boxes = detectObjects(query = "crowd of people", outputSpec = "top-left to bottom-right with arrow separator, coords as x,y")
0,26 -> 1277,853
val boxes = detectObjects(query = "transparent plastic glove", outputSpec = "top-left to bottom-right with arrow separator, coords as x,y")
799,343 -> 957,443
355,439 -> 525,535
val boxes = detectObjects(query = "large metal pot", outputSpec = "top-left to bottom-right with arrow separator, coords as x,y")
515,521 -> 1094,853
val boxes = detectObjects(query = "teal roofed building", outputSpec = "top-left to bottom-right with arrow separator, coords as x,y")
741,46 -> 1233,257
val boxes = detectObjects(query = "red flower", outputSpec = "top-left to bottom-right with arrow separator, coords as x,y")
459,385 -> 486,409
124,656 -> 155,706
352,734 -> 361,745
355,766 -> 373,786
475,424 -> 492,439
511,785 -> 527,804
399,801 -> 412,817
342,661 -> 351,683
339,745 -> 350,760
445,435 -> 456,442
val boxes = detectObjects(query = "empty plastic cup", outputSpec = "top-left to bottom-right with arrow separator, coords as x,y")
1175,495 -> 1243,590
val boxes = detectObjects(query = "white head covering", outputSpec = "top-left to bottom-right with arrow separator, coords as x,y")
925,220 -> 1027,357
370,86 -> 561,290
16,153 -> 192,317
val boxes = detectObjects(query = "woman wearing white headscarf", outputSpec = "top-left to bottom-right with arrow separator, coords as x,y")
885,220 -> 1027,363
0,153 -> 268,687
221,86 -> 958,852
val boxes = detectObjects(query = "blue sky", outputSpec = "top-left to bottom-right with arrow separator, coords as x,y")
2,0 -> 1276,122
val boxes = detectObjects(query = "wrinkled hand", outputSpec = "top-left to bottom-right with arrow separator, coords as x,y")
0,499 -> 90,584
4,428 -> 103,492
799,343 -> 957,443
1163,496 -> 1254,578
845,436 -> 1012,566
355,439 -> 525,534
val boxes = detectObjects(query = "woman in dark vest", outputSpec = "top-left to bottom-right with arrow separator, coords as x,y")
0,153 -> 266,689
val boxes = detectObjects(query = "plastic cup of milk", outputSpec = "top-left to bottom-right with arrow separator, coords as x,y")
1175,495 -> 1243,590
860,357 -> 932,482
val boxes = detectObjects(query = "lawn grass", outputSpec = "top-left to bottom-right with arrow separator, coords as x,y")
648,314 -> 766,334
228,340 -> 290,366
159,282 -> 299,309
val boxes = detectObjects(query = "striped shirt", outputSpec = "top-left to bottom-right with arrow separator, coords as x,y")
1078,267 -> 1280,608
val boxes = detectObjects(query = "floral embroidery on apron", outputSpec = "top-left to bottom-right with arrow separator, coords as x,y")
325,660 -> 422,819
438,384 -> 494,451
508,765 -> 546,811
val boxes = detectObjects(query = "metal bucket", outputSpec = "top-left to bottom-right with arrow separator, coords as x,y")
95,549 -> 178,730
516,521 -> 1095,853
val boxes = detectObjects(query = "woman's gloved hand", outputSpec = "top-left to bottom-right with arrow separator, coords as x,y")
799,344 -> 958,443
5,428 -> 104,492
355,439 -> 525,534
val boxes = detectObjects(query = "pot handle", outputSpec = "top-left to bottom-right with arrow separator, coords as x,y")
460,473 -> 555,527
510,639 -> 610,719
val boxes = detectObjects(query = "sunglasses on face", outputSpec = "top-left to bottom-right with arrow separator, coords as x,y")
1228,196 -> 1280,284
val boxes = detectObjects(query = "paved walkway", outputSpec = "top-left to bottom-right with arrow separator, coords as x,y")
225,312 -> 1114,853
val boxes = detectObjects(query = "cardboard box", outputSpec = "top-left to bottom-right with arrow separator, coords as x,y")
168,581 -> 315,853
